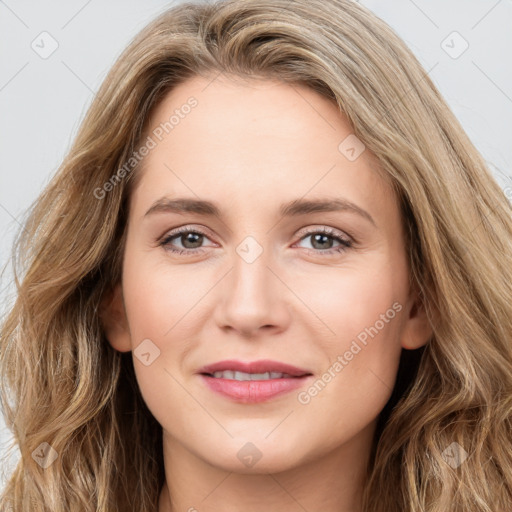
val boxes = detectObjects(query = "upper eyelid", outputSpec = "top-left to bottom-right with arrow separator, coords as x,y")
162,225 -> 216,242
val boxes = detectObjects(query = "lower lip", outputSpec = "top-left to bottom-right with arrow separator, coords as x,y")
200,374 -> 311,403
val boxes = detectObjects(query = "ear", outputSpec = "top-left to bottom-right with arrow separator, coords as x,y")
400,285 -> 433,350
99,283 -> 132,352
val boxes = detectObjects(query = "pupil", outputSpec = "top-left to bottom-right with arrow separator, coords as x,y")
312,234 -> 332,249
182,233 -> 203,248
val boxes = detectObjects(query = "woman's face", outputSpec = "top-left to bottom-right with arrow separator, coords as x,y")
103,74 -> 431,473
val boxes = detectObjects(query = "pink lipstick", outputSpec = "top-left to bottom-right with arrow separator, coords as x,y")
197,359 -> 313,403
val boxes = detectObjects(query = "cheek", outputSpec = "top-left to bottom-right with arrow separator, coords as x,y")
120,249 -> 220,429
292,257 -> 406,349
295,323 -> 402,452
122,246 -> 209,343
290,261 -> 406,429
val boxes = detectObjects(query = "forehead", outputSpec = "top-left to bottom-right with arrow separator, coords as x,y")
130,74 -> 396,225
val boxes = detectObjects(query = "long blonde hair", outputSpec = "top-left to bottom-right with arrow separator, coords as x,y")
1,0 -> 511,510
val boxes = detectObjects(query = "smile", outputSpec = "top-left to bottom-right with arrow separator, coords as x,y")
210,370 -> 293,380
197,359 -> 313,403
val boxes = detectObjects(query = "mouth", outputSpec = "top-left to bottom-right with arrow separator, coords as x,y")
205,370 -> 297,380
197,359 -> 313,403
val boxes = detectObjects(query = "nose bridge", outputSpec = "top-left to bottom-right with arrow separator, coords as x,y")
214,232 -> 290,335
231,233 -> 274,304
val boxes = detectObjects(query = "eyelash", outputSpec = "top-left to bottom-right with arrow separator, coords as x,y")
158,225 -> 354,257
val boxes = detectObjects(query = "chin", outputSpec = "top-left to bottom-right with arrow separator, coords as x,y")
196,437 -> 309,474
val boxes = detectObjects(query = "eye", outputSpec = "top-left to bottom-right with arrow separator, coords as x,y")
294,226 -> 353,256
159,225 -> 354,257
159,226 -> 215,255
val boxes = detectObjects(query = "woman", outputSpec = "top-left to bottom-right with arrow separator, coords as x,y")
1,0 -> 511,510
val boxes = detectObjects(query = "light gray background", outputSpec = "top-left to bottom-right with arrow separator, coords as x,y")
1,0 -> 511,490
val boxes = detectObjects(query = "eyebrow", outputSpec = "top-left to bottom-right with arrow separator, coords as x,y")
144,196 -> 376,226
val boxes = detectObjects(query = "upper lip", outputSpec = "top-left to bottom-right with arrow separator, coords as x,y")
198,359 -> 312,377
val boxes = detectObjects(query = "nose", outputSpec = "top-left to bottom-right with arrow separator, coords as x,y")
213,248 -> 292,338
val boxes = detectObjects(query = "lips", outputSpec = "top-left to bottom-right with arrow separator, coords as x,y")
197,359 -> 313,403
197,359 -> 311,377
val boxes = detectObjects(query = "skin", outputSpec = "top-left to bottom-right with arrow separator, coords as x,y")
101,74 -> 432,512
